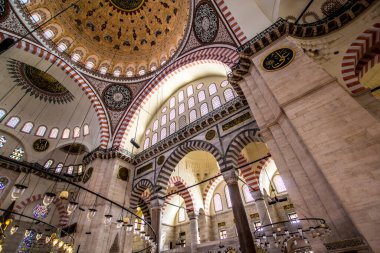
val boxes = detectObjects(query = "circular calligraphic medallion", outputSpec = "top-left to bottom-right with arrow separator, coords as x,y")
117,167 -> 129,181
261,48 -> 296,71
108,0 -> 146,12
205,130 -> 216,141
33,139 -> 49,152
82,167 -> 93,184
194,1 -> 218,44
103,84 -> 132,111
157,155 -> 165,165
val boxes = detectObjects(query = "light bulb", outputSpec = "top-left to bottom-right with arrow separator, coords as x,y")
294,240 -> 298,246
58,240 -> 64,248
145,235 -> 149,240
45,236 -> 51,244
67,201 -> 78,215
116,220 -> 123,229
36,232 -> 43,240
52,238 -> 59,246
126,224 -> 133,232
24,229 -> 32,237
10,225 -> 19,235
11,184 -> 27,200
59,190 -> 69,200
140,231 -> 146,238
87,208 -> 97,221
104,214 -> 113,225
43,192 -> 56,206
134,228 -> 140,235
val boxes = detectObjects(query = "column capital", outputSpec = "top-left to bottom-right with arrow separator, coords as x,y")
250,190 -> 264,202
150,197 -> 165,209
222,170 -> 239,185
188,213 -> 199,220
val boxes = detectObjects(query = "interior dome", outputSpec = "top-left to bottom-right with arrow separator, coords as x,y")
23,0 -> 190,78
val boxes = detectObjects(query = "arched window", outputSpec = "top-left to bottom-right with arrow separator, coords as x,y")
71,53 -> 81,62
178,91 -> 184,102
83,124 -> 90,136
21,122 -> 34,133
169,122 -> 176,135
189,110 -> 197,123
152,133 -> 158,145
10,148 -> 24,161
73,127 -> 80,138
78,165 -> 83,175
30,13 -> 41,23
162,107 -> 167,113
0,136 -> 7,148
208,83 -> 217,96
225,186 -> 232,208
213,194 -> 223,212
273,175 -> 287,193
161,115 -> 167,126
86,61 -> 95,69
169,97 -> 176,108
178,103 -> 185,114
196,83 -> 204,89
62,128 -> 70,139
6,117 -> 20,128
187,86 -> 193,97
20,0 -> 30,4
67,166 -> 74,175
224,88 -> 235,102
220,80 -> 229,87
212,96 -> 221,110
55,163 -> 63,174
178,207 -> 186,223
143,138 -> 150,150
188,97 -> 195,109
44,160 -> 54,169
169,109 -> 176,121
49,128 -> 59,139
200,103 -> 208,116
43,29 -> 55,39
153,120 -> 158,131
36,126 -> 47,137
0,109 -> 6,120
113,69 -> 121,77
160,128 -> 167,140
242,185 -> 254,203
0,176 -> 9,190
198,90 -> 206,102
57,42 -> 67,52
99,66 -> 108,75
179,115 -> 186,129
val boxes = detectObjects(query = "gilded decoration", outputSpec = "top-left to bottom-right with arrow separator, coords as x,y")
194,1 -> 218,44
136,163 -> 153,175
261,48 -> 296,72
82,167 -> 93,184
0,0 -> 9,21
157,155 -> 165,165
33,139 -> 50,152
22,0 -> 190,77
7,60 -> 74,104
103,84 -> 132,111
222,112 -> 251,131
205,130 -> 216,141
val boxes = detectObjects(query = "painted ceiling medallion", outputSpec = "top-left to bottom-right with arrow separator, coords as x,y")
7,60 -> 74,104
194,1 -> 219,44
33,139 -> 50,152
103,84 -> 132,111
107,0 -> 146,14
261,48 -> 296,71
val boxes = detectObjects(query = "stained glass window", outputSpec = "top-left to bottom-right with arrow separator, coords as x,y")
55,163 -> 63,174
225,186 -> 232,208
73,127 -> 80,138
144,138 -> 150,150
57,42 -> 67,52
169,97 -> 176,108
187,86 -> 193,97
67,166 -> 74,175
71,53 -> 81,62
189,110 -> 197,123
224,88 -> 235,102
6,116 -> 20,128
209,83 -> 217,96
188,97 -> 195,109
196,83 -> 204,89
36,126 -> 47,136
160,128 -> 167,140
78,165 -> 83,175
44,160 -> 54,169
288,212 -> 300,224
49,128 -> 59,139
198,90 -> 206,102
17,229 -> 36,252
200,103 -> 208,116
32,204 -> 50,219
31,13 -> 41,23
212,96 -> 221,110
178,103 -> 185,115
0,176 -> 9,190
0,109 -> 6,120
169,122 -> 176,135
21,122 -> 34,133
44,29 -> 55,39
162,107 -> 167,113
83,124 -> 89,136
220,80 -> 229,87
62,128 -> 70,139
152,133 -> 158,145
178,91 -> 184,102
213,194 -> 223,212
0,136 -> 6,148
10,148 -> 24,161
169,109 -> 176,121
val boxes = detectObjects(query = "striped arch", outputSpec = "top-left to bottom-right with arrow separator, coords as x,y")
224,129 -> 263,172
214,0 -> 247,44
138,198 -> 151,224
0,32 -> 110,148
169,176 -> 195,214
341,23 -> 380,94
113,46 -> 239,148
238,154 -> 271,192
14,194 -> 69,227
130,179 -> 153,210
156,140 -> 223,198
203,175 -> 223,215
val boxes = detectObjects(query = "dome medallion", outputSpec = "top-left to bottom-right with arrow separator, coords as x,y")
107,0 -> 147,14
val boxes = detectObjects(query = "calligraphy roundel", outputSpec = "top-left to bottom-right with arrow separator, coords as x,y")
33,139 -> 49,152
194,1 -> 218,44
261,48 -> 296,71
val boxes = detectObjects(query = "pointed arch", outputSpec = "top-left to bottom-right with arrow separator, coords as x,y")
156,140 -> 223,198
169,176 -> 195,214
130,179 -> 153,210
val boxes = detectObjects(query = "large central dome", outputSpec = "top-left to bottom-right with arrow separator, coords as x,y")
24,0 -> 190,78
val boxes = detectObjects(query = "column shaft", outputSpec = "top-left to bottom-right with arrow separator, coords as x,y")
189,215 -> 199,253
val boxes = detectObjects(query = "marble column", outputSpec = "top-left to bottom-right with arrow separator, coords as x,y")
150,197 -> 164,252
250,190 -> 272,226
223,170 -> 256,253
189,213 -> 199,253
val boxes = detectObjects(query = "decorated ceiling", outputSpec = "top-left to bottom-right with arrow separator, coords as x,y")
23,0 -> 190,78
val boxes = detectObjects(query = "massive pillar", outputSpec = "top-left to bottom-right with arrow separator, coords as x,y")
235,36 -> 379,252
189,213 -> 199,253
150,197 -> 164,252
251,190 -> 272,226
223,170 -> 256,253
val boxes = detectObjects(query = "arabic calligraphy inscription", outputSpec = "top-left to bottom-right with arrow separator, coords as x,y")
262,48 -> 295,71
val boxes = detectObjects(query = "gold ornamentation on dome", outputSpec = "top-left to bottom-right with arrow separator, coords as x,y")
107,0 -> 146,13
